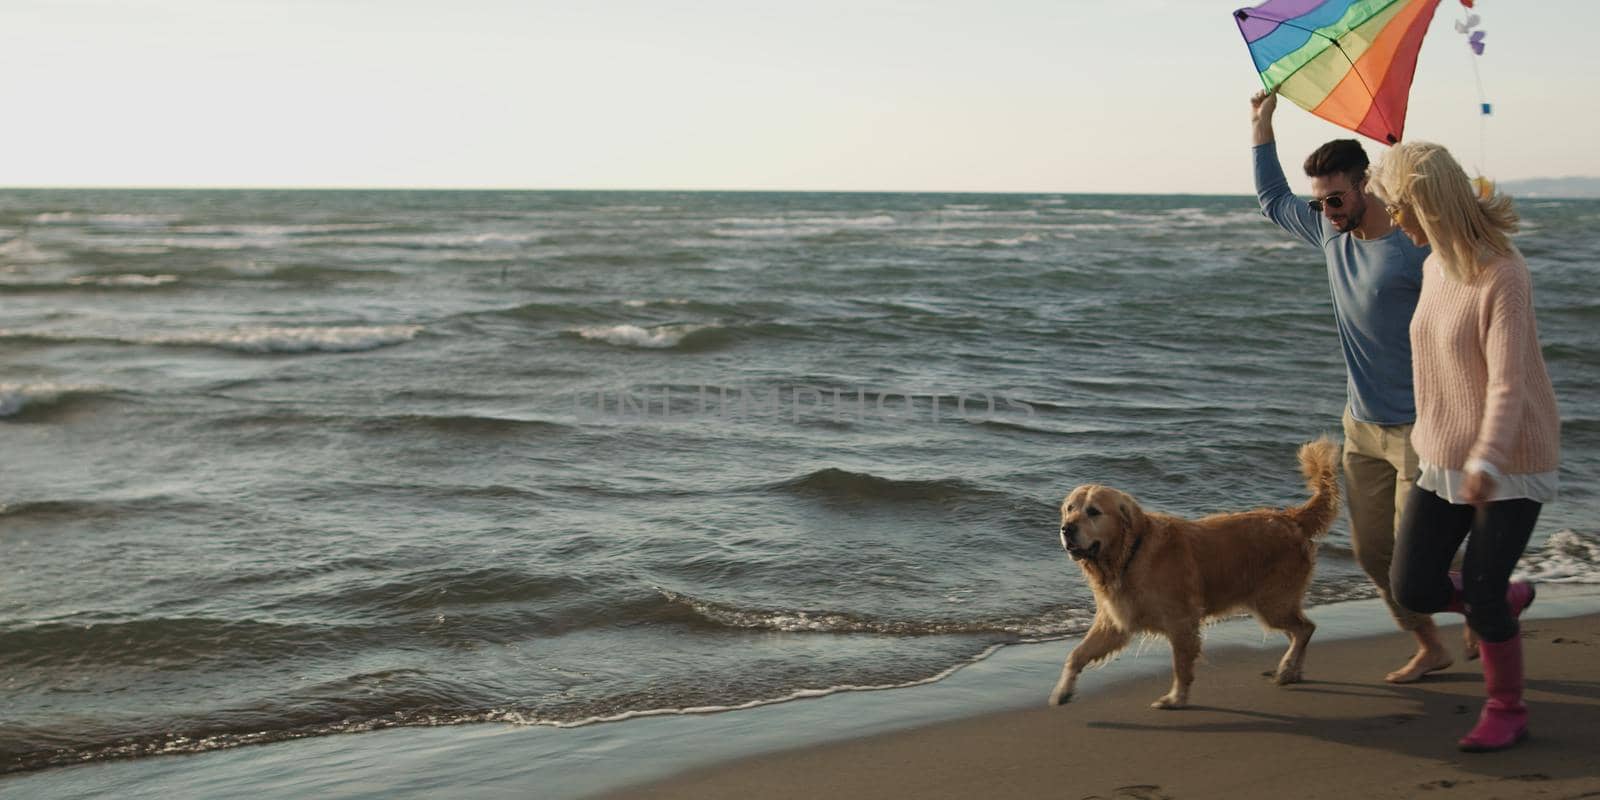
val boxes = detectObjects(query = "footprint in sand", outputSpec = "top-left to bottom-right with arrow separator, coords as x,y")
1081,786 -> 1173,800
1417,774 -> 1551,791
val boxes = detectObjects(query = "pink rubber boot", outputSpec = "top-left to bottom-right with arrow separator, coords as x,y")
1459,636 -> 1528,752
1506,580 -> 1537,616
1444,572 -> 1537,614
1457,575 -> 1536,661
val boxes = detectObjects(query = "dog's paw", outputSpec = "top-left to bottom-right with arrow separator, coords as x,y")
1274,668 -> 1303,686
1048,690 -> 1073,707
1150,695 -> 1187,710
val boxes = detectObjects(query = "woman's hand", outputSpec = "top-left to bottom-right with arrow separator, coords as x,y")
1461,470 -> 1496,507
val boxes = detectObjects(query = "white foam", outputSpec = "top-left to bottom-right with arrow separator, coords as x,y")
660,588 -> 1090,638
501,641 -> 1012,730
574,323 -> 708,349
67,274 -> 180,287
937,208 -> 1040,219
149,325 -> 424,353
1515,529 -> 1600,584
621,298 -> 691,307
982,234 -> 1043,247
32,212 -> 180,227
99,246 -> 173,255
0,237 -> 57,262
332,232 -> 541,248
170,222 -> 394,236
712,215 -> 897,228
0,382 -> 107,417
446,253 -> 519,262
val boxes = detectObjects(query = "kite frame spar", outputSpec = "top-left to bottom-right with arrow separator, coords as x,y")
1235,0 -> 1443,145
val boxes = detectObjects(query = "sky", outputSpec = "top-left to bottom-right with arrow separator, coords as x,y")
2,0 -> 1595,193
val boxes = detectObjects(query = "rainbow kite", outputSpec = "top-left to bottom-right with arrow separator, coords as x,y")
1235,0 -> 1442,145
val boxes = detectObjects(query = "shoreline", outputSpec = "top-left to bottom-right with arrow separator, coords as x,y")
611,604 -> 1600,800
5,588 -> 1600,799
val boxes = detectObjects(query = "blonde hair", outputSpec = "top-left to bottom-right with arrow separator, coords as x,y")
1371,141 -> 1519,283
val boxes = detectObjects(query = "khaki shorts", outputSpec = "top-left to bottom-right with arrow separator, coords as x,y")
1341,407 -> 1428,630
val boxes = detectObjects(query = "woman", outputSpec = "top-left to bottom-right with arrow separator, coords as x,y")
1371,142 -> 1560,753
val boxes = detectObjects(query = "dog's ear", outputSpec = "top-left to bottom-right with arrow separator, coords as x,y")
1118,497 -> 1145,537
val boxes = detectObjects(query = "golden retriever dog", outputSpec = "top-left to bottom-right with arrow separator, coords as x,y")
1050,437 -> 1340,709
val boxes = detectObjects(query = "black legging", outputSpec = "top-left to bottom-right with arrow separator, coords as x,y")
1390,485 -> 1541,643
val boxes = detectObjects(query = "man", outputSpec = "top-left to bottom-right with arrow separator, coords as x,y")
1250,90 -> 1451,683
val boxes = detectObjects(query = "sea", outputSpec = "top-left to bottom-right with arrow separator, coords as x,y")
3,189 -> 1598,777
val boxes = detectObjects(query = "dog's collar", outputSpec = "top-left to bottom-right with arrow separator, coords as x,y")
1119,534 -> 1146,580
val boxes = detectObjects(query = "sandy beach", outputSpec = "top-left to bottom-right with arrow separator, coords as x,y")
609,614 -> 1600,800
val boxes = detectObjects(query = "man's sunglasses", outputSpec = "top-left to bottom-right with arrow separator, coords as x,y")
1308,189 -> 1353,213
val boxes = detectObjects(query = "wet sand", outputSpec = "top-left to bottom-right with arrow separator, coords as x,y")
608,614 -> 1600,800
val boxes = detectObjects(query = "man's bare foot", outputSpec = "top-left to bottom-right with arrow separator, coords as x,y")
1385,648 -> 1454,683
1464,627 -> 1480,661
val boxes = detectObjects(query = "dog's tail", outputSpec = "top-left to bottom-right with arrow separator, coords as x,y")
1291,435 -> 1341,538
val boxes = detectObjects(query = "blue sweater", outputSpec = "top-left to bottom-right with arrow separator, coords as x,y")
1253,141 -> 1428,426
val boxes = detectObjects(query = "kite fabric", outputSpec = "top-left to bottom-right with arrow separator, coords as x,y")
1235,0 -> 1443,145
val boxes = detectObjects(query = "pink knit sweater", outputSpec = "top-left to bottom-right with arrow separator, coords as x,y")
1409,251 -> 1560,475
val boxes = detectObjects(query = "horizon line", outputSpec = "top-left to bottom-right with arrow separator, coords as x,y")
0,184 -> 1259,196
2,177 -> 1592,196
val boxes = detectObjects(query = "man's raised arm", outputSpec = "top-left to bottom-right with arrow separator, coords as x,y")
1252,90 -> 1324,247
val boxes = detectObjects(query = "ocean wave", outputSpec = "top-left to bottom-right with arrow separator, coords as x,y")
165,325 -> 420,354
970,417 -> 1118,439
910,233 -> 1046,248
296,568 -> 593,616
1042,207 -> 1263,232
707,214 -> 900,240
656,588 -> 1092,638
253,264 -> 404,283
521,645 -> 1017,730
347,413 -> 571,438
3,654 -> 1017,775
0,618 -> 365,672
614,297 -> 796,319
30,212 -> 181,227
0,237 -> 59,262
319,231 -> 542,249
66,273 -> 181,287
1560,417 -> 1600,436
168,222 -> 397,236
0,493 -> 206,521
1516,529 -> 1600,584
484,301 -> 617,324
540,249 -> 709,268
0,325 -> 424,354
0,668 -> 511,774
570,323 -> 732,351
297,481 -> 550,505
76,236 -> 270,252
1541,342 -> 1595,362
191,411 -> 573,439
768,467 -> 1004,505
711,214 -> 898,228
0,573 -> 1437,777
0,382 -> 119,420
937,207 -> 1039,218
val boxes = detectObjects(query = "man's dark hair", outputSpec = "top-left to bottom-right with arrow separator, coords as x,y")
1303,139 -> 1369,183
